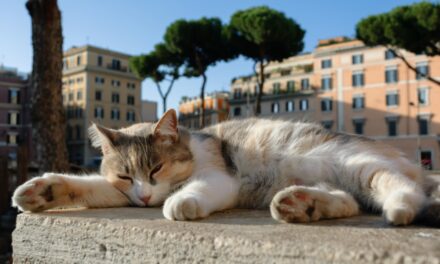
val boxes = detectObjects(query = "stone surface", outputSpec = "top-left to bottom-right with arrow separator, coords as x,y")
12,208 -> 440,264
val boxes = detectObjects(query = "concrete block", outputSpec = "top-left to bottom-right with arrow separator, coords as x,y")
12,208 -> 440,263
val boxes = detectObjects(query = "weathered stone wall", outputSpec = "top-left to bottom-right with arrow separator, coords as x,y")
12,208 -> 440,263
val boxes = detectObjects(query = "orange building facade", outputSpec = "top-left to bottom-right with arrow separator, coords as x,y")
178,92 -> 229,129
229,38 -> 440,170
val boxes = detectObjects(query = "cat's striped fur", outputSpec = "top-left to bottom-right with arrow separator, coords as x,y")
12,109 -> 440,226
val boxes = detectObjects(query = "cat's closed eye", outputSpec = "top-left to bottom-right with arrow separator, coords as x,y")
150,164 -> 163,177
117,175 -> 134,184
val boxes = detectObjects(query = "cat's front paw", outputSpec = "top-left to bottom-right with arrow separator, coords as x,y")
163,193 -> 208,221
12,173 -> 66,212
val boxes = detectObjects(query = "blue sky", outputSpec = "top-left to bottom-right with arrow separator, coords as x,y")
0,0 -> 424,115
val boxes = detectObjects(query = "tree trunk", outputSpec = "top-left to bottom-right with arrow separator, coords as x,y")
162,97 -> 167,114
254,60 -> 265,116
199,73 -> 207,128
26,0 -> 69,172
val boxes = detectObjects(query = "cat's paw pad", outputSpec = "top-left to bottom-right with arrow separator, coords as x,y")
270,186 -> 319,223
12,173 -> 63,212
163,193 -> 206,221
384,206 -> 415,226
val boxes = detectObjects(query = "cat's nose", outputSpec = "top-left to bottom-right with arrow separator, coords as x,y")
140,195 -> 151,206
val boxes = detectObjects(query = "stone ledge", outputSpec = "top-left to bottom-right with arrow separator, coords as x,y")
12,208 -> 440,264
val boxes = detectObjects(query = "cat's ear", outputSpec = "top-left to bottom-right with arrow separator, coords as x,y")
153,109 -> 178,142
88,123 -> 121,155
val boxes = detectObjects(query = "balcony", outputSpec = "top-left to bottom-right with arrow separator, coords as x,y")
106,63 -> 128,73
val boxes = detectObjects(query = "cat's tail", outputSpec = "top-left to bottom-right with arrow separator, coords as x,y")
414,200 -> 440,227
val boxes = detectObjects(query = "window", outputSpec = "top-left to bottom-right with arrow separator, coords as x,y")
321,99 -> 332,112
352,54 -> 363,65
286,101 -> 294,112
322,120 -> 333,130
233,107 -> 241,116
97,56 -> 103,67
75,108 -> 83,118
233,88 -> 242,99
271,102 -> 280,113
8,88 -> 20,104
76,77 -> 83,83
299,99 -> 309,111
7,133 -> 18,145
7,111 -> 20,125
418,88 -> 428,105
95,91 -> 102,101
63,59 -> 68,70
352,71 -> 364,87
272,83 -> 281,94
127,82 -> 136,89
94,107 -> 104,119
420,151 -> 433,170
321,59 -> 332,69
126,111 -> 136,122
352,96 -> 365,109
353,119 -> 365,135
301,78 -> 309,90
385,66 -> 398,83
77,91 -> 82,100
127,95 -> 135,105
287,81 -> 295,93
321,75 -> 332,90
111,108 -> 120,120
95,76 -> 105,84
112,59 -> 121,70
385,49 -> 396,60
111,80 -> 121,87
111,93 -> 120,103
67,125 -> 73,140
280,69 -> 291,76
76,125 -> 82,140
264,73 -> 271,79
416,63 -> 429,80
77,56 -> 81,66
418,117 -> 429,135
386,92 -> 399,107
68,93 -> 74,101
386,117 -> 398,136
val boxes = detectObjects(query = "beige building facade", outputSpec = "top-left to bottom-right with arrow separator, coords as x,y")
230,37 -> 440,170
62,45 -> 141,166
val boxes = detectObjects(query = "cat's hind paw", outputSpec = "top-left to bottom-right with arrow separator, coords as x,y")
270,186 -> 359,223
12,173 -> 66,212
163,193 -> 208,221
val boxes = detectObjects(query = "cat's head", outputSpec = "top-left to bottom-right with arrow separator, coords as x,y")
88,109 -> 194,207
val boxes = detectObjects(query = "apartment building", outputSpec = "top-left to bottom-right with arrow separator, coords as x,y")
178,91 -> 229,129
62,45 -> 142,166
230,37 -> 440,170
0,66 -> 33,168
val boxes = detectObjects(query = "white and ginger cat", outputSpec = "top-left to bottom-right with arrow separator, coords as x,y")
12,109 -> 440,226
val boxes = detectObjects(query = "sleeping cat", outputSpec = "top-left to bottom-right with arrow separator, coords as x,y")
12,109 -> 440,226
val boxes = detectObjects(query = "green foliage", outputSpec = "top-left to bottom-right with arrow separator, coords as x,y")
129,43 -> 183,83
356,2 -> 440,56
229,6 -> 305,62
164,17 -> 236,76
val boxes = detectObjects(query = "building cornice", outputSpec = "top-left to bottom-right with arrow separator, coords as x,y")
63,65 -> 141,81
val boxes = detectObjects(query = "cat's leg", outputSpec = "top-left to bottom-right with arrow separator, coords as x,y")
163,170 -> 239,221
369,170 -> 426,225
12,172 -> 129,212
270,185 -> 359,223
